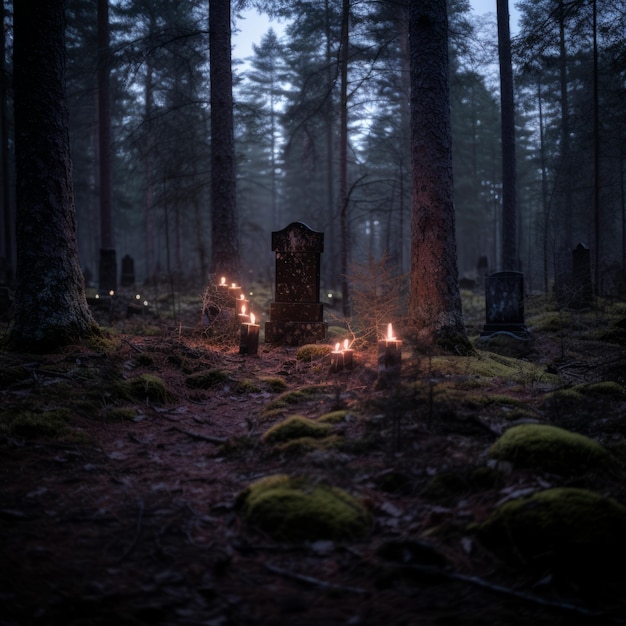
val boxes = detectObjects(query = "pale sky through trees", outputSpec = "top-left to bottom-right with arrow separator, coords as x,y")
232,1 -> 521,60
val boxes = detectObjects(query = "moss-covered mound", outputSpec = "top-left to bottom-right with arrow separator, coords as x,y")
488,423 -> 609,473
185,369 -> 231,389
262,415 -> 332,444
474,487 -> 626,580
236,474 -> 371,541
122,374 -> 173,403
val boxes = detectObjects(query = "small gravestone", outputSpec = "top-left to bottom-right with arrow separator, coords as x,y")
265,222 -> 327,346
571,243 -> 593,308
481,271 -> 529,340
120,254 -> 135,287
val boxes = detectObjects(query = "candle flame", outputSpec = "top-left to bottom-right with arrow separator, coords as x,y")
387,323 -> 393,340
220,276 -> 226,285
343,338 -> 349,350
240,293 -> 244,300
335,342 -> 340,352
241,304 -> 246,315
231,282 -> 236,288
250,312 -> 255,325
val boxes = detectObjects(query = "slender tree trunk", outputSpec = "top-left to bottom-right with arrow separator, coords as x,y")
592,0 -> 600,295
558,0 -> 572,251
97,0 -> 116,293
0,6 -> 13,283
11,0 -> 96,350
339,0 -> 351,317
497,0 -> 517,270
209,0 -> 240,281
408,0 -> 467,349
324,0 -> 336,289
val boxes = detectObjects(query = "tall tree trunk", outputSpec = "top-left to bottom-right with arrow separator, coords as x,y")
558,0 -> 572,251
209,0 -> 240,281
11,0 -> 97,350
0,5 -> 13,283
339,0 -> 350,317
408,0 -> 467,349
97,0 -> 116,293
592,0 -> 600,295
497,0 -> 517,270
324,0 -> 336,289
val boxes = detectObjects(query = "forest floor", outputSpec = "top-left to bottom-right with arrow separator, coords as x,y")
1,287 -> 626,625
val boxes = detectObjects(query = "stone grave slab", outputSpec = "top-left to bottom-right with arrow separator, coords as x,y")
481,271 -> 530,340
265,222 -> 327,346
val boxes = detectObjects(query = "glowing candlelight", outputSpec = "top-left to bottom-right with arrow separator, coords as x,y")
387,323 -> 395,341
240,311 -> 259,355
379,323 -> 402,386
241,304 -> 246,315
220,277 -> 226,286
342,338 -> 354,370
330,342 -> 344,372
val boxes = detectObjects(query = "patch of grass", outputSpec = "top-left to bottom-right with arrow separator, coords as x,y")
235,378 -> 261,394
236,473 -> 371,541
275,434 -> 342,455
259,376 -> 288,392
102,407 -> 137,422
319,410 -> 349,424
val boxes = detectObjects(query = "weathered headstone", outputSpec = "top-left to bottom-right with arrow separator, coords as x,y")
481,271 -> 529,340
265,222 -> 327,346
120,254 -> 135,287
571,243 -> 593,308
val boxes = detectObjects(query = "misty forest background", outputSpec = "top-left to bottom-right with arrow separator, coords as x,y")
1,0 -> 625,305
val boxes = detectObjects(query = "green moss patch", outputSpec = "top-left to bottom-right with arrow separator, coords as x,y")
262,415 -> 332,444
121,374 -> 173,403
319,410 -> 349,424
0,409 -> 70,439
474,487 -> 626,579
185,369 -> 231,389
488,423 -> 609,473
296,344 -> 333,361
236,474 -> 371,541
275,434 -> 342,455
262,384 -> 330,414
259,376 -> 288,392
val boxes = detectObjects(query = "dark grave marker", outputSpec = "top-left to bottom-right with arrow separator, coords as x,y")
481,271 -> 530,340
120,254 -> 135,287
571,243 -> 593,308
265,222 -> 327,346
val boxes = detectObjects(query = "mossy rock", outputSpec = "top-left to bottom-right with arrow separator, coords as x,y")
236,474 -> 371,541
262,414 -> 332,444
488,423 -> 609,474
577,381 -> 624,397
296,344 -> 332,361
474,487 -> 626,580
123,374 -> 173,403
185,369 -> 231,389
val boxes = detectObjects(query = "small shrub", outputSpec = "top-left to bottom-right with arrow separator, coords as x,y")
262,415 -> 331,444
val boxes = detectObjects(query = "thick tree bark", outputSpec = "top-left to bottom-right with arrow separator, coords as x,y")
11,0 -> 97,350
408,0 -> 467,350
209,0 -> 240,281
339,0 -> 350,317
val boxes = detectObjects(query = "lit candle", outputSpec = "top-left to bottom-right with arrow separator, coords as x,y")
240,311 -> 260,355
238,303 -> 250,323
228,282 -> 243,305
238,293 -> 250,315
218,276 -> 228,289
378,322 -> 402,386
330,341 -> 344,373
342,338 -> 354,370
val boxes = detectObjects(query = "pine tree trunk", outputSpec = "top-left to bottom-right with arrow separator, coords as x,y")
11,0 -> 97,350
408,0 -> 467,350
209,0 -> 240,281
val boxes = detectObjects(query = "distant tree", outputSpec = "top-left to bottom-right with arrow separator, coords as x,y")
497,0 -> 517,270
408,0 -> 468,349
209,0 -> 240,280
10,0 -> 97,350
